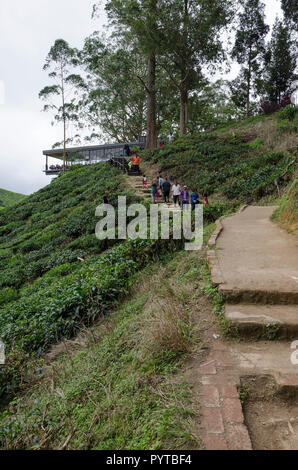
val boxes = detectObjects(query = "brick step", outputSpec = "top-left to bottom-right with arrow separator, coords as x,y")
225,304 -> 298,340
229,340 -> 298,395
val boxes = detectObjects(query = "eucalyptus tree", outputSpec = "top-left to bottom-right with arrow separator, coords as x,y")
263,17 -> 297,103
281,0 -> 298,30
39,39 -> 85,170
102,0 -> 161,148
231,0 -> 269,116
188,80 -> 245,132
156,0 -> 235,135
78,34 -> 147,142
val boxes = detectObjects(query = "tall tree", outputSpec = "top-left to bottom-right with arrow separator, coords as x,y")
39,39 -> 84,170
157,0 -> 235,135
232,0 -> 269,116
281,0 -> 298,30
102,0 -> 161,148
79,35 -> 147,142
263,17 -> 297,103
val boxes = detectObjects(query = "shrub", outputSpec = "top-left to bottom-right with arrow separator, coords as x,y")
249,137 -> 263,150
0,287 -> 19,306
278,105 -> 298,122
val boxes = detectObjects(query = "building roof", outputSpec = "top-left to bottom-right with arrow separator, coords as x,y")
43,140 -> 145,160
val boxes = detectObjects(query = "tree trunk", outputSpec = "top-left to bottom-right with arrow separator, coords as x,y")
246,51 -> 252,117
179,0 -> 189,135
61,65 -> 66,172
146,53 -> 156,149
179,87 -> 188,135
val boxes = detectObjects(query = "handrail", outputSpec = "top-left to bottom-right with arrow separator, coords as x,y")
109,156 -> 140,175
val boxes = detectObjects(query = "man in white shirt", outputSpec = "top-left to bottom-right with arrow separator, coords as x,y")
172,182 -> 181,207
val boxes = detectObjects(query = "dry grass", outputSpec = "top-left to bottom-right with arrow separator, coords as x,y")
142,298 -> 192,355
274,176 -> 298,236
223,116 -> 298,153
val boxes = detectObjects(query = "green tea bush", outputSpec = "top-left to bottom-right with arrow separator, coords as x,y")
0,237 -> 183,397
277,105 -> 297,122
249,137 -> 263,150
0,287 -> 19,306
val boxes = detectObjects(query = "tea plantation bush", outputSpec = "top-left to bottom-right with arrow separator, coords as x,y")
0,163 -> 187,397
0,164 -> 137,294
142,132 -> 297,202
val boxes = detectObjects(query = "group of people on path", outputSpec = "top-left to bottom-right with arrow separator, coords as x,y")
144,174 -> 209,209
124,145 -> 141,173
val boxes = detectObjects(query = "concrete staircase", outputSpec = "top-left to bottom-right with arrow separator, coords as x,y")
208,205 -> 298,396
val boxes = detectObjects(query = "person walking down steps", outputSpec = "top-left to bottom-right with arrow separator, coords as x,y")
181,186 -> 190,210
158,175 -> 165,195
132,153 -> 141,172
142,175 -> 148,190
151,180 -> 157,203
162,177 -> 171,203
124,144 -> 131,157
172,181 -> 181,208
190,189 -> 199,210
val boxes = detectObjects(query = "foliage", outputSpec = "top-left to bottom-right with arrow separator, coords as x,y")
142,127 -> 296,204
272,177 -> 298,235
263,18 -> 297,103
155,0 -> 235,135
281,0 -> 298,30
0,251 -> 203,450
79,36 -> 147,143
0,162 -> 190,397
277,104 -> 298,122
0,188 -> 25,208
39,39 -> 85,159
231,0 -> 269,115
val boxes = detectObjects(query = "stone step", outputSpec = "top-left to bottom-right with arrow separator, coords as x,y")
225,304 -> 298,340
229,340 -> 298,395
220,287 -> 298,305
214,206 -> 298,304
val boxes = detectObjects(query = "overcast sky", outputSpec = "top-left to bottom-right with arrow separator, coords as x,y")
0,0 -> 282,195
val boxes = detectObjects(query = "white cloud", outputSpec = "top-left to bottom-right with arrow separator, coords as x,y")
0,81 -> 5,105
0,0 -> 105,194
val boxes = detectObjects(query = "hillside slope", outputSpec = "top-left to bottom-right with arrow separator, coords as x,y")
0,188 -> 25,208
0,108 -> 297,449
0,163 -> 167,395
273,176 -> 298,235
141,109 -> 297,208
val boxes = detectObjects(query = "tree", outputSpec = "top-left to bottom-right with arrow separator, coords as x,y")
157,0 -> 235,135
39,39 -> 84,170
281,0 -> 298,30
103,0 -> 161,148
263,18 -> 297,103
231,0 -> 269,116
78,35 -> 147,142
187,80 -> 245,133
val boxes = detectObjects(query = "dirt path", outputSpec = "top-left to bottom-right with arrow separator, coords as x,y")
206,205 -> 298,450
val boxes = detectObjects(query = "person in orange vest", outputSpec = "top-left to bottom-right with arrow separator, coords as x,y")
132,154 -> 141,172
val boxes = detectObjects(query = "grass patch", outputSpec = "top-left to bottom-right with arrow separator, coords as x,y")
0,188 -> 25,208
0,250 -> 208,450
272,177 -> 298,236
